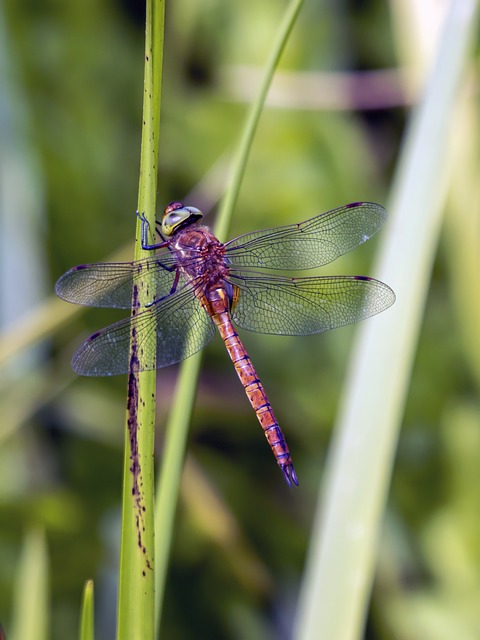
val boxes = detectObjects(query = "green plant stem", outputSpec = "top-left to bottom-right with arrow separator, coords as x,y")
10,529 -> 49,640
154,0 -> 305,635
215,0 -> 304,241
154,355 -> 202,632
117,2 -> 165,639
79,580 -> 94,640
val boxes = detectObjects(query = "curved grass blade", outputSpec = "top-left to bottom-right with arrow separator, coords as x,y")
154,0 -> 306,634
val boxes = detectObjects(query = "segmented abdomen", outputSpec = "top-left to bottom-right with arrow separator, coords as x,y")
206,287 -> 298,487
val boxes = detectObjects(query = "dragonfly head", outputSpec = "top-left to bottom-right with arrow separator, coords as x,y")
161,202 -> 203,237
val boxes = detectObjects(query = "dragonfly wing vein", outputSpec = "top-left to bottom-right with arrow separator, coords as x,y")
229,274 -> 395,335
225,202 -> 387,270
55,254 -> 182,308
72,285 -> 215,375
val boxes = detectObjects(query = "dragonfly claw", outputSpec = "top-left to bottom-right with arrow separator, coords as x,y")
281,464 -> 299,487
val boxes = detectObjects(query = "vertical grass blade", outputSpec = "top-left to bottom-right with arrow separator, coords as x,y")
10,528 -> 49,640
154,0 -> 305,634
79,580 -> 95,640
294,1 -> 480,639
444,48 -> 480,391
215,0 -> 305,241
117,1 -> 165,639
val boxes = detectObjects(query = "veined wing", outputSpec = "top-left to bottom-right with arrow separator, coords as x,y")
225,202 -> 387,270
55,253 -> 182,309
72,284 -> 215,375
228,273 -> 395,335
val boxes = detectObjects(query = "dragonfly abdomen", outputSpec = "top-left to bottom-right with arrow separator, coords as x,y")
207,287 -> 298,487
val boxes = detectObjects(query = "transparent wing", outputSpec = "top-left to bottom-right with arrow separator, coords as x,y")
72,284 -> 215,376
225,202 -> 387,270
229,273 -> 395,335
55,253 -> 182,309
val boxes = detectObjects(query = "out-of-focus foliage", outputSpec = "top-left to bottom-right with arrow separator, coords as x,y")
0,1 -> 478,639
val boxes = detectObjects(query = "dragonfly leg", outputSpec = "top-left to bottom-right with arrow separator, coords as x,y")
145,268 -> 181,308
136,211 -> 168,251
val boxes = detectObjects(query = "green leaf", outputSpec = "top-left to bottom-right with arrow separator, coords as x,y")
10,529 -> 49,640
79,580 -> 95,640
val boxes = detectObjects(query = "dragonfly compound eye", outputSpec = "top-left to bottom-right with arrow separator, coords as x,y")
161,204 -> 203,236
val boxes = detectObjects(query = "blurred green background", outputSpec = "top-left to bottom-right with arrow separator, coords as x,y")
1,1 -> 479,639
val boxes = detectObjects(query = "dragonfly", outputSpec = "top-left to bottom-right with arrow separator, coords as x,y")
56,201 -> 395,486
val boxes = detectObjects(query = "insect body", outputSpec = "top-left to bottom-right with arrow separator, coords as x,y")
56,201 -> 395,485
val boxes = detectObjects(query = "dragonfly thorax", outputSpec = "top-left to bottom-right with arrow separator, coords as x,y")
172,226 -> 229,286
161,202 -> 203,237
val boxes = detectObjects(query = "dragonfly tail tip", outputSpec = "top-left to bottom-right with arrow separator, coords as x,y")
282,464 -> 299,488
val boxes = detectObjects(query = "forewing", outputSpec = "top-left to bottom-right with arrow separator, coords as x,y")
72,284 -> 215,375
229,273 -> 395,335
55,253 -> 181,309
225,202 -> 387,270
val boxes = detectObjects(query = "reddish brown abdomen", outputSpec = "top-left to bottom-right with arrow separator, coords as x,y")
205,287 -> 298,487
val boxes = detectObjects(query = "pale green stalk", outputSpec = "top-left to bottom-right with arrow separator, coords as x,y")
445,90 -> 480,389
154,0 -> 305,634
117,1 -> 165,639
294,2 -> 480,639
79,580 -> 95,640
10,529 -> 49,640
215,0 -> 305,241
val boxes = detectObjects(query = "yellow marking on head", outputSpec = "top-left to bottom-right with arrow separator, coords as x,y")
161,202 -> 203,237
